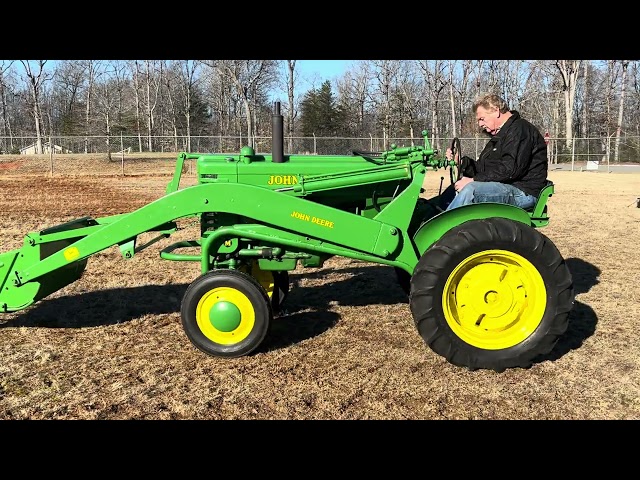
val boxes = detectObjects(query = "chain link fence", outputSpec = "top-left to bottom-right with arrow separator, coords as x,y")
1,135 -> 638,177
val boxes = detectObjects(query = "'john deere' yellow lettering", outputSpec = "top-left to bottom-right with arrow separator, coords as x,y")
268,175 -> 299,185
311,216 -> 334,228
291,211 -> 310,221
290,211 -> 334,228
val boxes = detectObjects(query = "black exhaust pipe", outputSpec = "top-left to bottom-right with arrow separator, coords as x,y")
272,101 -> 284,163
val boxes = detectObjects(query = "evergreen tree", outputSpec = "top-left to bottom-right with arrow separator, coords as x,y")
300,80 -> 346,138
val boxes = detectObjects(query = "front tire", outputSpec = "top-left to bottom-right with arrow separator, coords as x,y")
409,217 -> 574,372
181,269 -> 273,358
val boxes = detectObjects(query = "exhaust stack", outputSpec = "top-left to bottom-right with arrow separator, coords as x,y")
272,101 -> 284,163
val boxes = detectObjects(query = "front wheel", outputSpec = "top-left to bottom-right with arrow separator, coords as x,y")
181,269 -> 273,358
409,217 -> 574,372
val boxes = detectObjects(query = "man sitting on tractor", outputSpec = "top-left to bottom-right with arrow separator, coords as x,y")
444,93 -> 548,211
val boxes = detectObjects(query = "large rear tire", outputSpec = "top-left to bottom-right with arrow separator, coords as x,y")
409,217 -> 574,372
181,269 -> 272,358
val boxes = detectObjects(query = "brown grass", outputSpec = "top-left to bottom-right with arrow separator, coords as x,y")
0,163 -> 639,419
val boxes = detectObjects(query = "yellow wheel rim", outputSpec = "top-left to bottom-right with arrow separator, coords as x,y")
195,287 -> 255,345
442,249 -> 546,350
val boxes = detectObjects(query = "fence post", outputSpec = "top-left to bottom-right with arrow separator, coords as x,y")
121,132 -> 125,176
49,134 -> 53,177
313,133 -> 317,155
571,137 -> 575,171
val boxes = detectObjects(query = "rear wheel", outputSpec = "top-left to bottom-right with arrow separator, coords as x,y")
409,217 -> 574,372
181,269 -> 272,358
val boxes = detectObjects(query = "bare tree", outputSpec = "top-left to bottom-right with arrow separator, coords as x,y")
417,60 -> 447,152
286,60 -> 297,153
52,60 -> 85,133
80,60 -> 100,153
0,61 -> 15,152
581,60 -> 590,138
142,60 -> 162,152
446,60 -> 479,138
369,60 -> 402,148
447,60 -> 458,138
615,60 -> 629,162
94,63 -> 122,160
162,61 -> 180,152
20,60 -> 51,154
555,60 -> 582,149
452,60 -> 479,136
630,61 -> 640,135
481,60 -> 502,93
201,60 -> 279,148
396,61 -> 424,143
129,61 -> 144,152
336,63 -> 373,138
174,60 -> 201,152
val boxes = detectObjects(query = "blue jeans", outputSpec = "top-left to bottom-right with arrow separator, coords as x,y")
446,181 -> 537,211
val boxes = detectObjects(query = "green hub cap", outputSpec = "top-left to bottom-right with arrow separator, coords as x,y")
210,301 -> 242,332
442,249 -> 547,350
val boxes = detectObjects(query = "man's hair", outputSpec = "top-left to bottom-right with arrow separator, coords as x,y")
473,93 -> 510,114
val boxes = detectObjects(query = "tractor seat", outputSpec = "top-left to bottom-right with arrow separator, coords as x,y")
527,180 -> 554,227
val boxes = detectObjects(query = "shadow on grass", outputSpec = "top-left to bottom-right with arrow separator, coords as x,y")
539,257 -> 600,362
1,258 -> 598,362
1,283 -> 190,328
0,264 -> 407,353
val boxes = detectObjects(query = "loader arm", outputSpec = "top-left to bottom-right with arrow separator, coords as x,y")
17,182 -> 418,285
0,167 -> 426,313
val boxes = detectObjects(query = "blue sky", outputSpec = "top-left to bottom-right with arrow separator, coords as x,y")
270,60 -> 355,102
296,60 -> 353,81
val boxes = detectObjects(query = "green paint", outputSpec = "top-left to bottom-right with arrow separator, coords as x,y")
210,301 -> 242,332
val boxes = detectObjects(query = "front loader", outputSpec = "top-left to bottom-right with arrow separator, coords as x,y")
0,102 -> 574,372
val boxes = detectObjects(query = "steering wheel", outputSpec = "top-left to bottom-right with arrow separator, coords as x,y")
449,137 -> 462,185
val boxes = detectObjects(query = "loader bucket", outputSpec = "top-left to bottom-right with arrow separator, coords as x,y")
0,220 -> 91,313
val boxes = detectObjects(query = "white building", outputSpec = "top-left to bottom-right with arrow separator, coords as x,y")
20,141 -> 72,155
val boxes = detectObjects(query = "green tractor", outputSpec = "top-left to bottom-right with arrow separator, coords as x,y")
0,102 -> 574,372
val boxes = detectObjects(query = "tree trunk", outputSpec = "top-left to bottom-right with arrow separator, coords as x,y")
287,60 -> 296,154
448,60 -> 457,138
0,65 -> 14,152
615,60 -> 629,162
20,60 -> 50,155
552,92 -> 560,164
582,61 -> 589,138
555,60 -> 582,150
131,61 -> 143,153
84,61 -> 96,154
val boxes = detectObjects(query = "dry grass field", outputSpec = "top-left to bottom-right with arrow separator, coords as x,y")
0,154 -> 639,420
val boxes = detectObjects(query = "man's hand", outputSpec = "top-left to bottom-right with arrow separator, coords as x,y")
445,147 -> 460,162
454,176 -> 474,192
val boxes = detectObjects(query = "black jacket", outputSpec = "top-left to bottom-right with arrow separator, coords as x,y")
462,110 -> 548,197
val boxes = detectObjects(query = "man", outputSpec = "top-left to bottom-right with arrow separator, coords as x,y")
445,93 -> 548,211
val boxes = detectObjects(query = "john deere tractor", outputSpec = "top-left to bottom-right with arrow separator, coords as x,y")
0,102 -> 574,372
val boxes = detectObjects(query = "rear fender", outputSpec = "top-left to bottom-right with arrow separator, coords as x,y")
412,203 -> 532,258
